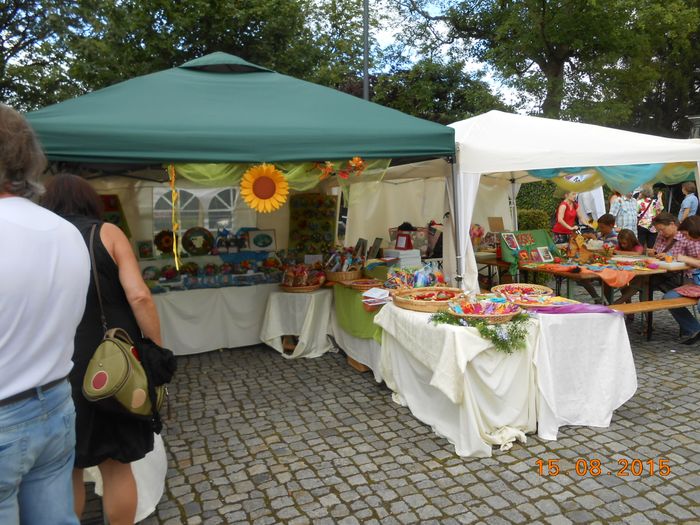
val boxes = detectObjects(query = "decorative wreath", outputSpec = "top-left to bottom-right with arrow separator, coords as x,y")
240,163 -> 289,213
154,230 -> 175,253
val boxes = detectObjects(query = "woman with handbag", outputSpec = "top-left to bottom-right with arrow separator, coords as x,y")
42,174 -> 162,525
636,186 -> 663,249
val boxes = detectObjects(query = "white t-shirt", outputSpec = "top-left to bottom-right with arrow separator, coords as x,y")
0,196 -> 90,399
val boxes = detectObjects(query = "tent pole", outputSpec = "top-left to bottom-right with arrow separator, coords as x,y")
450,158 -> 463,288
510,176 -> 518,230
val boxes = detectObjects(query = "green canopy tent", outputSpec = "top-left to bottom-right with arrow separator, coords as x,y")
26,52 -> 455,166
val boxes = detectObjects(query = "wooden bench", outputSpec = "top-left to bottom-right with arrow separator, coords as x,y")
609,297 -> 698,340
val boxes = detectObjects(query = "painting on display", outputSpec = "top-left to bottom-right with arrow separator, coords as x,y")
288,193 -> 337,254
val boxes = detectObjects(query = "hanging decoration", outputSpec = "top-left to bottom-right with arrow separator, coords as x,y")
317,156 -> 367,181
240,163 -> 289,213
166,164 -> 182,270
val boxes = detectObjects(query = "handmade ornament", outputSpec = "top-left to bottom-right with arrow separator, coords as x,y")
469,224 -> 485,249
240,163 -> 289,213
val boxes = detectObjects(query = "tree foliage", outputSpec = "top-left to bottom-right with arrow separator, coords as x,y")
0,0 -> 82,109
372,58 -> 508,124
391,0 -> 700,132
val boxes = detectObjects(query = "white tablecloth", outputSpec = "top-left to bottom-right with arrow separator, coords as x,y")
374,303 -> 537,457
154,284 -> 278,355
373,303 -> 638,457
533,312 -> 637,440
328,311 -> 384,383
84,433 -> 167,522
260,289 -> 333,358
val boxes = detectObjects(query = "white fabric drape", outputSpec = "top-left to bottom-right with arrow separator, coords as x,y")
328,311 -> 383,383
259,289 -> 333,358
533,312 -> 637,440
84,433 -> 167,522
374,303 -> 537,456
345,178 -> 448,249
154,284 -> 278,355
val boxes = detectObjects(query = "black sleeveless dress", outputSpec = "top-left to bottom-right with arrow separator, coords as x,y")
66,215 -> 153,468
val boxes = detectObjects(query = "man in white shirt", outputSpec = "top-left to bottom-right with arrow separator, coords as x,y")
0,104 -> 90,525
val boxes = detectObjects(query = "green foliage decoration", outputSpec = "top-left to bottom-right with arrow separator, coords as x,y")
429,312 -> 531,354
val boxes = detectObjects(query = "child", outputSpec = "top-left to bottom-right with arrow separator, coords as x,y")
616,229 -> 644,254
584,213 -> 618,245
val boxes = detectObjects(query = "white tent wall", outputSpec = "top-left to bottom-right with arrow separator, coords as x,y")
450,111 -> 700,293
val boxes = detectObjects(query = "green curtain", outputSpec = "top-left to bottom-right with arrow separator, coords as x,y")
172,159 -> 391,192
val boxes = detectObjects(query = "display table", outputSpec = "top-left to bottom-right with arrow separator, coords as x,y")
533,312 -> 637,440
374,303 -> 537,457
373,303 -> 637,457
260,289 -> 333,358
154,284 -> 278,355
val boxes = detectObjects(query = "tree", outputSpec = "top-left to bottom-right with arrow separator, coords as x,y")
0,0 -> 81,110
627,1 -> 700,137
373,58 -> 507,123
65,0 -> 321,92
391,0 -> 699,125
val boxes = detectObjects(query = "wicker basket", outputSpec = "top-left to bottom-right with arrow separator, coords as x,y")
510,297 -> 579,309
325,269 -> 363,282
346,278 -> 383,292
279,284 -> 322,293
451,310 -> 520,324
392,287 -> 463,313
491,283 -> 553,296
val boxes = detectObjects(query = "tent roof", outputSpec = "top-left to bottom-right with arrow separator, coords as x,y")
451,110 -> 700,176
26,52 -> 454,165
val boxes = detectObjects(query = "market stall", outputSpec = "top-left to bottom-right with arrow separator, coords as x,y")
449,111 -> 700,292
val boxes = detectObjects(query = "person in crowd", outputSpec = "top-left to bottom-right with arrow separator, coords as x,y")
609,190 -> 622,210
609,191 -> 638,232
615,213 -> 700,305
0,105 -> 90,524
636,186 -> 664,248
616,229 -> 644,254
678,181 -> 698,222
584,213 -> 618,245
42,174 -> 163,525
551,191 -> 592,244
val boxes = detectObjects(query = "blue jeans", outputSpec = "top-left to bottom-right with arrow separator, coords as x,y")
664,290 -> 700,337
0,380 -> 79,525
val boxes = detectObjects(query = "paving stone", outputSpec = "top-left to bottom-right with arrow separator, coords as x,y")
107,322 -> 700,525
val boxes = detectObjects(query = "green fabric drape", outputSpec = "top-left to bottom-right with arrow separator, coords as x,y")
172,159 -> 391,193
333,285 -> 383,343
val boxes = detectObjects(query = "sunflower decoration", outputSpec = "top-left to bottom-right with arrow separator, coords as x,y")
240,163 -> 289,213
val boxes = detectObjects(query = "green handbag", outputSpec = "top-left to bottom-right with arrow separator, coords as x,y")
82,224 -> 165,419
83,328 -> 165,417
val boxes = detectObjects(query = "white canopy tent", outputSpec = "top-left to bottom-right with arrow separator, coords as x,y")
451,111 -> 700,292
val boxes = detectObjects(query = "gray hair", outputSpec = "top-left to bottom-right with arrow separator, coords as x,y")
0,104 -> 45,199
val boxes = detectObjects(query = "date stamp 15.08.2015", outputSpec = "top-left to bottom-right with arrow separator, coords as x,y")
536,458 -> 671,478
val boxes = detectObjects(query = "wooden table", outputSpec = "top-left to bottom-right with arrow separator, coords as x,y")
520,262 -> 689,338
475,253 -> 514,289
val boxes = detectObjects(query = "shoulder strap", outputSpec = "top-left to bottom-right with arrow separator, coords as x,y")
638,199 -> 652,219
89,224 -> 108,335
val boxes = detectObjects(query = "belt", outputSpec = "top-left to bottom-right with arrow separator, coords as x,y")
0,377 -> 67,407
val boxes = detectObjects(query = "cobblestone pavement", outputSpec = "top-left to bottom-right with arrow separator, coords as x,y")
87,297 -> 700,525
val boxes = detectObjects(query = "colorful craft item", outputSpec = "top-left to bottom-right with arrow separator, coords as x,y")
160,264 -> 178,281
449,300 -> 520,316
182,227 -> 214,256
203,263 -> 219,276
412,290 -> 457,302
316,157 -> 367,181
167,164 -> 182,270
240,163 -> 289,213
154,229 -> 175,253
282,264 -> 326,288
180,262 -> 199,276
469,224 -> 485,248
